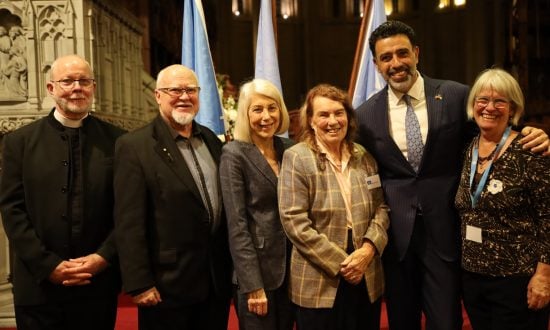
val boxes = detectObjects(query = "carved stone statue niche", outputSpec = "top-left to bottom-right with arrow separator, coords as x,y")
0,9 -> 27,101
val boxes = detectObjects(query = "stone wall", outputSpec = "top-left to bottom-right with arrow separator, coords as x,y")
0,0 -> 157,326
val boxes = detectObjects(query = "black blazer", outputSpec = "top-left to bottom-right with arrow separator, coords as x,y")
114,115 -> 232,306
219,137 -> 293,294
0,110 -> 124,305
356,76 -> 475,261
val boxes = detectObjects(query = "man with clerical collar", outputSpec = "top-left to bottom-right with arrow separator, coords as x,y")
0,54 -> 125,330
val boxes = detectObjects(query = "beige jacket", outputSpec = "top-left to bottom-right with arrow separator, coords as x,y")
278,142 -> 389,308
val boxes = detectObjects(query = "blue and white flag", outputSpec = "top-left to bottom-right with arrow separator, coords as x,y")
350,0 -> 387,109
182,0 -> 224,134
255,0 -> 283,95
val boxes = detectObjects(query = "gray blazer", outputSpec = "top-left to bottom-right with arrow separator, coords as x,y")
219,136 -> 293,294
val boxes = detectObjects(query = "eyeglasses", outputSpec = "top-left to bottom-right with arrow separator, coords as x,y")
474,97 -> 509,109
157,86 -> 201,97
51,78 -> 95,89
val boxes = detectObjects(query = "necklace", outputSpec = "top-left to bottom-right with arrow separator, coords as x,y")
477,141 -> 499,164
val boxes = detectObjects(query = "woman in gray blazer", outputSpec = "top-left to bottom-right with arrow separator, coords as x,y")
220,79 -> 295,329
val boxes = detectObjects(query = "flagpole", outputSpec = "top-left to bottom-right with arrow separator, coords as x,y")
271,0 -> 278,49
348,0 -> 372,97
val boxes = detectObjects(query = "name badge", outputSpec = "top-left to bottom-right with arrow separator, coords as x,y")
366,174 -> 381,190
465,225 -> 482,243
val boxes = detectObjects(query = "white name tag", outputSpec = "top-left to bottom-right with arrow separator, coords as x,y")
466,225 -> 482,243
366,174 -> 381,190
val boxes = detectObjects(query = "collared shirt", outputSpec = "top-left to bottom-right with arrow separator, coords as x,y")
317,139 -> 353,228
387,73 -> 428,159
53,109 -> 89,128
167,122 -> 221,227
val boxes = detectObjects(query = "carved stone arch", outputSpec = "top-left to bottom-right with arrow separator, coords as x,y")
0,0 -> 23,18
37,5 -> 65,40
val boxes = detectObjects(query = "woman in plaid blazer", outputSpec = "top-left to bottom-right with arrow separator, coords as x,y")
278,84 -> 389,330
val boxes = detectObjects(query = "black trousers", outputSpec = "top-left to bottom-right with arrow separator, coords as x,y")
295,230 -> 381,330
137,291 -> 230,330
15,295 -> 118,330
383,214 -> 462,330
236,283 -> 295,330
462,270 -> 550,330
295,279 -> 381,330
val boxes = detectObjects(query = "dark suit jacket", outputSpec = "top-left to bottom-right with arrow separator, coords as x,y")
0,110 -> 124,305
356,76 -> 475,261
114,115 -> 232,307
219,137 -> 293,294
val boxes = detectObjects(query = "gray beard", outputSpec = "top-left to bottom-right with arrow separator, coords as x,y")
389,69 -> 418,93
172,111 -> 195,126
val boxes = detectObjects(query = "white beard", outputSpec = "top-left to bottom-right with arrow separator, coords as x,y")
172,111 -> 195,126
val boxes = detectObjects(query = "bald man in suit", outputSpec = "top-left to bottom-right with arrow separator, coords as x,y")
114,64 -> 232,330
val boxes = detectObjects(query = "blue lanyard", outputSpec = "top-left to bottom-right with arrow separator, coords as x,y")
469,126 -> 511,208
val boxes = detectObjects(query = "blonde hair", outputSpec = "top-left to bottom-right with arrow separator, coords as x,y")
467,68 -> 524,125
233,79 -> 289,142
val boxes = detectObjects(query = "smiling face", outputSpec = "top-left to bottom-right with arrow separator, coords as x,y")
473,88 -> 513,135
155,65 -> 200,128
248,94 -> 281,143
373,34 -> 419,93
309,96 -> 348,149
47,55 -> 96,120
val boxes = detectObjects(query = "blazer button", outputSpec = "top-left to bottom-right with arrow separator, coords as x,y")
62,160 -> 69,166
61,186 -> 67,193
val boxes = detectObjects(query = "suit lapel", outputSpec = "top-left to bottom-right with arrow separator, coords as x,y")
152,116 -> 203,204
423,77 -> 443,157
241,140 -> 278,188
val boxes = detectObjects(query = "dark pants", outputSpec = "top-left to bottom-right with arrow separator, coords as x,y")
138,292 -> 230,330
295,230 -> 381,330
236,283 -> 295,330
295,279 -> 381,330
462,271 -> 550,330
383,214 -> 462,330
15,296 -> 118,330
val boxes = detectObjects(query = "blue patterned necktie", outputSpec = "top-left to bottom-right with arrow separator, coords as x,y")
404,94 -> 423,172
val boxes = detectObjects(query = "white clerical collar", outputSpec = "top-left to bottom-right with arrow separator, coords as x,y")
53,109 -> 88,128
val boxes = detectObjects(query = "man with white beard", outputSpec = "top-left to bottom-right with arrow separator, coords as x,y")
113,64 -> 232,330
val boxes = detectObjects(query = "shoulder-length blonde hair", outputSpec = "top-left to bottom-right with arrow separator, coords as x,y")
467,68 -> 524,126
233,79 -> 289,142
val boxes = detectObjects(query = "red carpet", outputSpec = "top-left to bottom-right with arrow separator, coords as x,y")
1,295 -> 471,329
112,295 -> 472,330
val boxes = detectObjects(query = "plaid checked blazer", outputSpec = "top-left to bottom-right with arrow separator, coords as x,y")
278,142 -> 389,308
